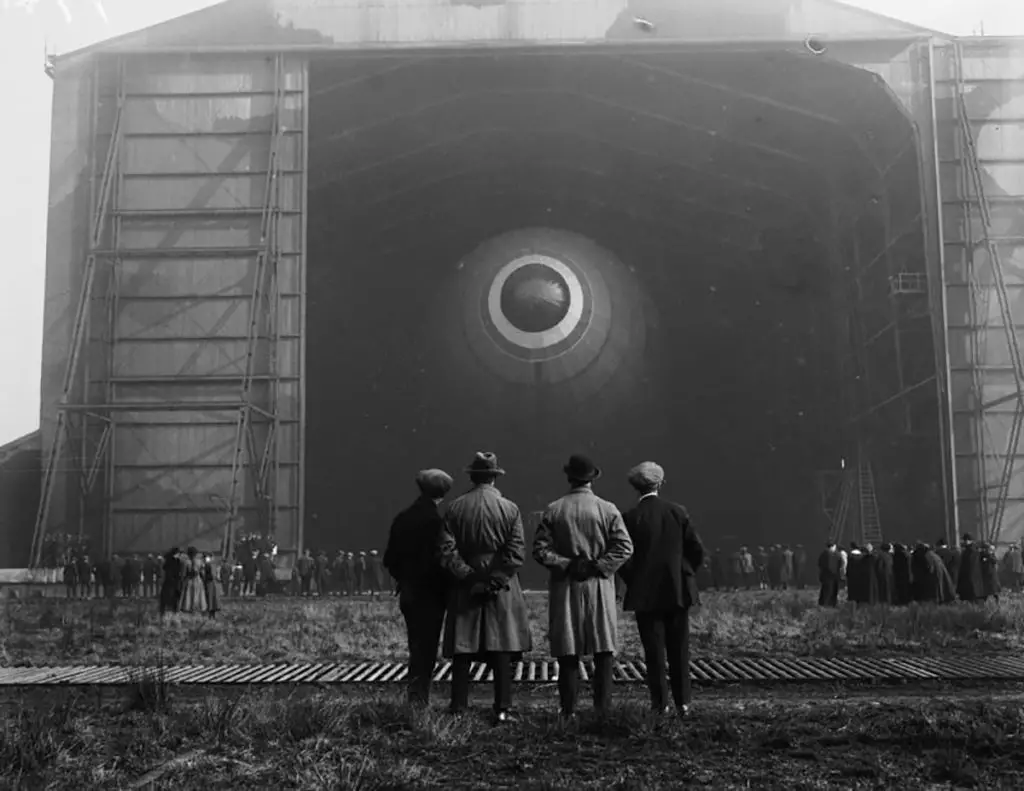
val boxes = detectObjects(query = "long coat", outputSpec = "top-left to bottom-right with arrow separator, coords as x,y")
532,487 -> 634,658
957,544 -> 985,602
438,484 -> 533,659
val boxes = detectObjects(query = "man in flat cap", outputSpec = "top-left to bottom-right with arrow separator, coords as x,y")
383,468 -> 455,706
438,452 -> 533,723
618,462 -> 705,717
533,454 -> 633,718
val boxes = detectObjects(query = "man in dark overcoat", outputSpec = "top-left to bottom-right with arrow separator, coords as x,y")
383,468 -> 454,706
817,541 -> 842,607
874,543 -> 895,605
438,452 -> 533,724
618,461 -> 705,717
957,534 -> 985,602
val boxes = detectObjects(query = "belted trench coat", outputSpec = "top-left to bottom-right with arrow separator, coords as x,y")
438,484 -> 533,659
532,487 -> 634,658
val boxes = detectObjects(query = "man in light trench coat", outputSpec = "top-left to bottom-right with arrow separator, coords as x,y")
533,454 -> 634,718
438,452 -> 533,723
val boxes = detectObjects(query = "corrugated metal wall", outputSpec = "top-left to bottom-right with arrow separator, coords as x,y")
932,39 -> 1024,544
40,54 -> 307,557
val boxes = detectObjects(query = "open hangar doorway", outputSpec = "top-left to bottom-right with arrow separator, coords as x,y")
301,45 -> 945,580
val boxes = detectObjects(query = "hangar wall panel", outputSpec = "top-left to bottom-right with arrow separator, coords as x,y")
37,54 -> 309,557
932,39 -> 1024,544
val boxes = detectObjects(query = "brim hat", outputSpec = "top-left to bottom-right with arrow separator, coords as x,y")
465,451 -> 505,476
563,454 -> 602,482
627,461 -> 664,489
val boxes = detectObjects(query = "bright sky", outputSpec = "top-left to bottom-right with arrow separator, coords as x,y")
0,0 -> 1022,446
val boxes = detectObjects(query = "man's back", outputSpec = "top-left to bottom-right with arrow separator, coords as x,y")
541,488 -> 624,559
445,485 -> 521,558
620,496 -> 704,612
383,496 -> 446,591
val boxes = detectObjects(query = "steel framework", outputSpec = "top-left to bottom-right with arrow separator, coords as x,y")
30,54 -> 291,566
952,41 -> 1024,544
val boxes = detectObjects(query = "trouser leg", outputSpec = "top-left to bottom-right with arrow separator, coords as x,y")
401,595 -> 445,706
664,608 -> 692,709
450,655 -> 473,713
488,652 -> 513,714
557,655 -> 580,715
592,652 -> 614,713
635,612 -> 669,711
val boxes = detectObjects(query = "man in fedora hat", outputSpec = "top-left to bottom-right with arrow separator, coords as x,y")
533,454 -> 633,718
438,452 -> 533,723
383,468 -> 455,706
619,461 -> 705,717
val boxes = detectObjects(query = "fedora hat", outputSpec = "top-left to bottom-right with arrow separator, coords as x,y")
464,451 -> 505,476
563,453 -> 601,482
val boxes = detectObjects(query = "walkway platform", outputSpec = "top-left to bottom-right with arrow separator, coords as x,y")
2,655 -> 1023,687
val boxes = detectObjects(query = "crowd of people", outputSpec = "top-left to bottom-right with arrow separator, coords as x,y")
696,538 -> 1015,606
382,451 -> 704,724
48,542 -> 390,604
813,537 -> 1007,607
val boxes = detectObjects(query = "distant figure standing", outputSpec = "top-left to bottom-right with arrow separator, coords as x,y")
143,554 -> 159,599
619,461 -> 705,718
793,544 -> 807,588
533,454 -> 634,718
202,554 -> 221,617
296,550 -> 315,597
368,550 -> 384,597
817,541 -> 842,607
356,552 -> 368,594
179,547 -> 208,613
874,543 -> 895,606
439,452 -> 533,724
383,468 -> 454,706
159,547 -> 183,615
957,534 -> 984,603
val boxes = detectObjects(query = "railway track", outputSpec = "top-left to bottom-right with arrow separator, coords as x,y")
3,654 -> 1024,687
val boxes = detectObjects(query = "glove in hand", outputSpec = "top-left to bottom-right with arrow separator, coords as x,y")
569,558 -> 595,582
469,581 -> 492,601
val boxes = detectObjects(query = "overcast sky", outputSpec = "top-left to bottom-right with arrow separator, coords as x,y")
0,0 -> 1022,445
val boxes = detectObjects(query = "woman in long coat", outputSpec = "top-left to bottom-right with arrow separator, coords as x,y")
202,553 -> 221,617
179,547 -> 208,613
533,455 -> 634,716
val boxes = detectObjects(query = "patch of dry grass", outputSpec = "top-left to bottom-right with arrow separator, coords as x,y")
2,589 -> 1023,666
1,687 -> 1023,789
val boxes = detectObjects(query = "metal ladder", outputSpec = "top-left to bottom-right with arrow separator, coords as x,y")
954,42 -> 1024,544
857,460 -> 882,546
221,55 -> 286,565
29,60 -> 126,568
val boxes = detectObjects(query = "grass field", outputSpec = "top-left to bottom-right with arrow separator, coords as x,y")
2,588 -> 1022,666
2,685 -> 1022,789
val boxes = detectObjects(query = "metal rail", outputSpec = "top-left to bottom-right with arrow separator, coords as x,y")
954,42 -> 1024,543
4,655 -> 1024,687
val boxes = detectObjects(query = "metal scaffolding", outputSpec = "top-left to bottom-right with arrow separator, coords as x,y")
953,41 -> 1024,543
30,54 -> 290,566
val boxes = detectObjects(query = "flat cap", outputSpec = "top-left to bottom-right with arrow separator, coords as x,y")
416,468 -> 454,497
627,461 -> 665,489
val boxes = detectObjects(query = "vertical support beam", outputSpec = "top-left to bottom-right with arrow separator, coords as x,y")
297,57 -> 310,561
921,40 -> 959,546
31,55 -> 125,567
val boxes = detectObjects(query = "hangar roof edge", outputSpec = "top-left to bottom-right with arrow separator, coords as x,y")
54,0 -> 949,65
